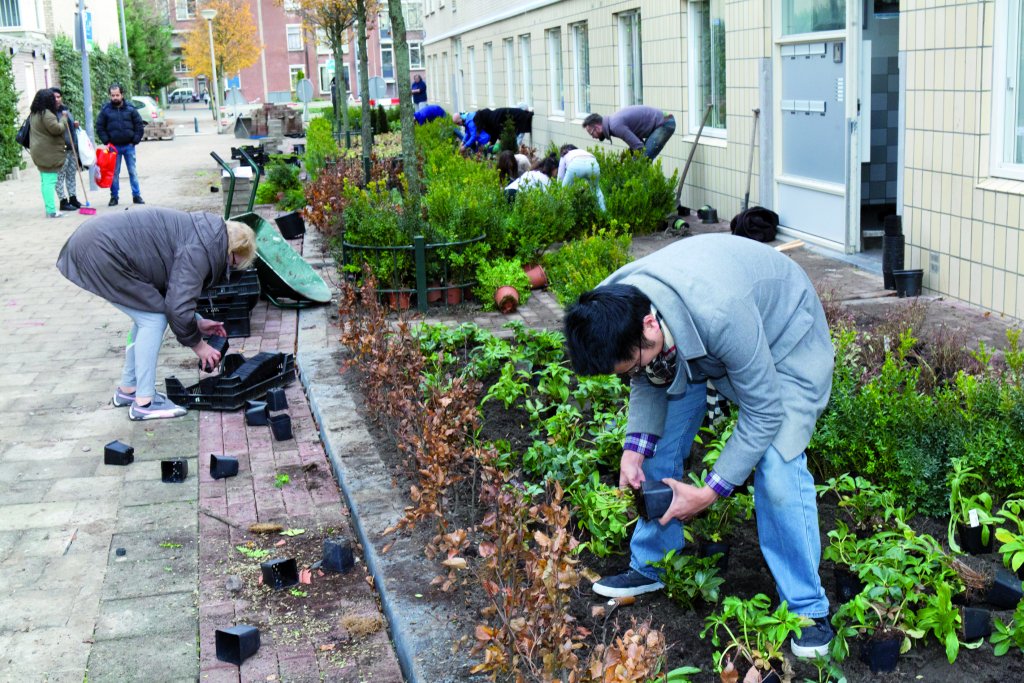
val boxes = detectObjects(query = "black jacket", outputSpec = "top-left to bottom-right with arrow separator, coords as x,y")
473,108 -> 534,139
96,101 -> 144,146
56,208 -> 229,348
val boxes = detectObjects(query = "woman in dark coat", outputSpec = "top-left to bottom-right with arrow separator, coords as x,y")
56,208 -> 257,421
27,88 -> 69,218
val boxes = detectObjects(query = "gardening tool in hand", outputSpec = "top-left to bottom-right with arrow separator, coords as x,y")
741,108 -> 761,211
75,164 -> 96,215
673,103 -> 714,218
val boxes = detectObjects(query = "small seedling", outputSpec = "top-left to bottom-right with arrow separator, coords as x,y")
159,541 -> 183,549
274,473 -> 291,488
280,528 -> 305,536
289,588 -> 308,597
236,544 -> 271,560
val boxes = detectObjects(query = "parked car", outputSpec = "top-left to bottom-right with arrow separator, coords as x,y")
131,96 -> 165,124
169,87 -> 195,103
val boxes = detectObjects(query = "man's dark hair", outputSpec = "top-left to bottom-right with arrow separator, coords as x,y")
582,113 -> 602,128
108,83 -> 123,95
30,88 -> 58,115
50,87 -> 62,96
559,144 -> 577,157
564,284 -> 652,375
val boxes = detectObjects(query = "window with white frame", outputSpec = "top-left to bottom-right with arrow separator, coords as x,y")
405,1 -> 424,30
467,45 -> 477,106
0,0 -> 20,27
504,38 -> 516,105
484,42 -> 495,105
286,25 -> 303,51
689,0 -> 727,133
443,51 -> 451,104
409,41 -> 424,69
174,0 -> 195,20
382,44 -> 395,80
547,28 -> 564,116
289,65 -> 304,91
618,11 -> 643,106
173,58 -> 190,74
379,11 -> 392,40
570,22 -> 590,117
318,64 -> 332,93
315,29 -> 331,54
453,38 -> 464,110
519,34 -> 532,107
781,0 -> 844,35
992,0 -> 1024,180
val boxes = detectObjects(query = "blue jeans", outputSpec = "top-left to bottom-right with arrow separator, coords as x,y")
644,116 -> 676,160
111,143 -> 140,200
631,381 -> 829,619
562,157 -> 607,211
112,303 -> 167,400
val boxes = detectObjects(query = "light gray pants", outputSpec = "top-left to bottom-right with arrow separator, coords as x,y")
56,151 -> 77,199
111,303 -> 168,400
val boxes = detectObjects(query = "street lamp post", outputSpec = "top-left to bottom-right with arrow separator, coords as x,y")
200,8 -> 222,134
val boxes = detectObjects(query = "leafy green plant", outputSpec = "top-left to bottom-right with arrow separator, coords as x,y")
289,588 -> 309,597
341,180 -> 413,287
159,541 -> 183,549
947,458 -> 999,553
991,600 -> 1024,656
592,147 -> 676,234
569,472 -> 635,557
650,550 -> 724,608
236,545 -> 271,560
701,594 -> 807,680
995,498 -> 1024,575
816,473 -> 910,533
473,258 -> 531,311
303,116 -> 340,181
912,583 -> 978,663
542,226 -> 632,306
0,50 -> 22,178
53,35 -> 132,119
274,473 -> 291,488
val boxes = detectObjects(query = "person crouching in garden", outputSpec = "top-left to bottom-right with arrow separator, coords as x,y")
56,208 -> 256,421
557,144 -> 606,211
563,233 -> 836,660
27,88 -> 69,218
504,155 -> 558,203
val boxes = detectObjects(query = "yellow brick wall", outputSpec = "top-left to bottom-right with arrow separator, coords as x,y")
902,0 -> 1024,319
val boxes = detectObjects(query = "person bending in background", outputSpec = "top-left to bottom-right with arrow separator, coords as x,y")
56,208 -> 257,421
558,144 -> 606,211
583,105 -> 676,161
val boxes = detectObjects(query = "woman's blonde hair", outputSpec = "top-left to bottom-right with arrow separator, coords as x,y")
226,220 -> 257,269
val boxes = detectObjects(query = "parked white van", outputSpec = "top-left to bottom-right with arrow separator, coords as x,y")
169,87 -> 196,103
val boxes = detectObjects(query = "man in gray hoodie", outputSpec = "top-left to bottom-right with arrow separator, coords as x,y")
583,105 -> 675,160
57,207 -> 256,420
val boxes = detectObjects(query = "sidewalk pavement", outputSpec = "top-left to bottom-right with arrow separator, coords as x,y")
0,126 -> 401,682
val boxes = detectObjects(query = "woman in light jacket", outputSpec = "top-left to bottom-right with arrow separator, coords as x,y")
27,88 -> 69,218
56,208 -> 257,421
558,144 -> 606,211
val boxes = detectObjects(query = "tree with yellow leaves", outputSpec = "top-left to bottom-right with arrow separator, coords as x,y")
272,0 -> 378,142
181,0 -> 261,102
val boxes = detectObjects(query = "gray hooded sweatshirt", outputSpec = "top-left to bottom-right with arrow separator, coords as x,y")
56,207 -> 229,348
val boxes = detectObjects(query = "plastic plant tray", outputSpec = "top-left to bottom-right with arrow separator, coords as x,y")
196,298 -> 251,338
165,351 -> 295,411
200,269 -> 260,311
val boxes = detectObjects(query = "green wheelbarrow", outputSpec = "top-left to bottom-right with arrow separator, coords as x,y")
211,150 -> 331,309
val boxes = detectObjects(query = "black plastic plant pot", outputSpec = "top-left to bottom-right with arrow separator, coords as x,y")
275,211 -> 306,239
265,387 -> 288,412
104,440 -> 134,466
957,523 -> 994,555
984,567 -> 1024,609
635,481 -> 673,521
260,558 -> 299,590
269,414 -> 293,441
860,635 -> 901,673
700,541 -> 731,573
244,400 -> 269,426
161,459 -> 188,483
759,670 -> 781,683
961,607 -> 992,640
215,624 -> 260,665
323,537 -> 355,573
834,567 -> 865,603
210,454 -> 239,480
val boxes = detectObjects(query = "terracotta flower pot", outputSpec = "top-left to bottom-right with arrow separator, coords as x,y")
494,286 -> 520,314
523,263 -> 548,289
426,281 -> 443,304
445,285 -> 464,305
386,291 -> 413,310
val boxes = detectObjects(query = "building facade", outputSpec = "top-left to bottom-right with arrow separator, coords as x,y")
2,0 -> 122,114
168,0 -> 426,106
423,0 -> 1024,321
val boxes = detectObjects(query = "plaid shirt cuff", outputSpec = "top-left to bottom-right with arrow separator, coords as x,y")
624,433 -> 659,459
705,469 -> 735,497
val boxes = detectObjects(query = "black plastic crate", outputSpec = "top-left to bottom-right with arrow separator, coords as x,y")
196,298 -> 251,338
165,352 -> 296,411
200,269 -> 260,310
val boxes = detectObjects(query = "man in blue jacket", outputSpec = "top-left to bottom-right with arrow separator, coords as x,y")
96,84 -> 145,206
564,234 -> 835,660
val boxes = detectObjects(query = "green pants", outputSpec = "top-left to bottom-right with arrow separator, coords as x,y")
40,171 -> 58,215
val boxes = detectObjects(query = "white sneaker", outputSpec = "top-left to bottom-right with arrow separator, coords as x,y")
128,394 -> 187,421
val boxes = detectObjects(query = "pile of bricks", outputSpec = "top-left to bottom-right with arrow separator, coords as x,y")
248,104 -> 304,138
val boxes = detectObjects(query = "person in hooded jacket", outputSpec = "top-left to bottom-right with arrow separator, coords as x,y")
56,208 -> 257,421
27,88 -> 69,218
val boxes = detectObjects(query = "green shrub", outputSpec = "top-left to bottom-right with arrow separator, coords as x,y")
53,35 -> 131,119
498,116 -> 516,154
502,185 -> 570,263
593,147 -> 676,234
376,104 -> 390,134
341,180 -> 412,286
543,226 -> 632,306
473,258 -> 531,311
0,50 -> 21,178
304,116 -> 339,181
